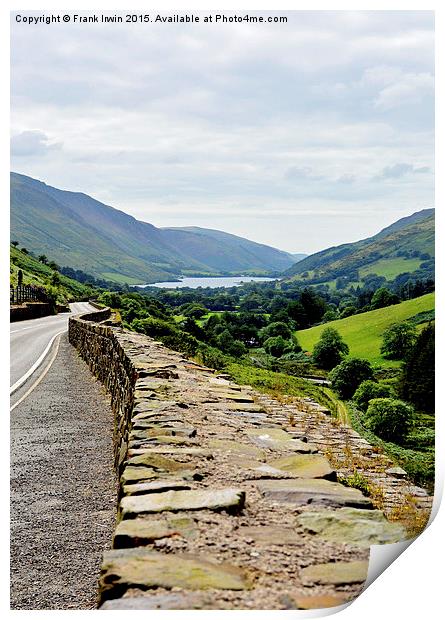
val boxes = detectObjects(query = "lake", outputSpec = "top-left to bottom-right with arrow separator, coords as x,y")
138,276 -> 276,289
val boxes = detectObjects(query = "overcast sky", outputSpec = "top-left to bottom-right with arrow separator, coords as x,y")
11,10 -> 434,253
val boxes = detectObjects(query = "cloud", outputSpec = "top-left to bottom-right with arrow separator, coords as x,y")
374,71 -> 434,110
10,130 -> 62,157
376,162 -> 431,180
284,166 -> 322,182
10,11 -> 434,253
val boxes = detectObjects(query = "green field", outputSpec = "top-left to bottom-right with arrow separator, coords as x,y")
359,257 -> 422,279
296,293 -> 435,367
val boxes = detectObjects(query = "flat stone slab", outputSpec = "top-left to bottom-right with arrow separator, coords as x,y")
256,479 -> 373,508
266,454 -> 336,480
238,526 -> 300,545
215,392 -> 254,403
130,426 -> 197,438
127,453 -> 193,472
208,439 -> 265,459
246,429 -> 317,453
128,447 -> 213,459
99,549 -> 250,601
282,593 -> 350,609
134,435 -> 199,446
123,480 -> 191,495
227,402 -> 266,413
100,593 -> 212,610
297,508 -> 407,546
121,467 -> 158,485
120,488 -> 246,517
114,515 -> 196,547
300,560 -> 369,585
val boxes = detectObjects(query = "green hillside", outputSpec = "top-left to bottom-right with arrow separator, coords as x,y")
285,209 -> 434,285
296,293 -> 435,367
10,172 -> 296,284
10,245 -> 95,304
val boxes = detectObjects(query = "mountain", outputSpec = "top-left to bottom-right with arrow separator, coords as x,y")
10,172 -> 297,284
284,209 -> 434,283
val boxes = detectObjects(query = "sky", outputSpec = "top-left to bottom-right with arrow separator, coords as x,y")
10,10 -> 434,254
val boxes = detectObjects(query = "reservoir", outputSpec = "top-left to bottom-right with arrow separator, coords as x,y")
138,276 -> 276,289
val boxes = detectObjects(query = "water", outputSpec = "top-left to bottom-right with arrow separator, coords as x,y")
138,276 -> 276,289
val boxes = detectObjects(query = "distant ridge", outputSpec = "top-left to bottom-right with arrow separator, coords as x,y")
10,172 -> 298,284
284,209 -> 434,282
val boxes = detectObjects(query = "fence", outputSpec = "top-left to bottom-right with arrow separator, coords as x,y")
10,284 -> 49,305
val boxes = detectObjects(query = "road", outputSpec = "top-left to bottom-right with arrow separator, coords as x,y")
10,302 -> 96,394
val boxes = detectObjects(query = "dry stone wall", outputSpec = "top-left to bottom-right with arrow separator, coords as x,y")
69,313 -> 432,611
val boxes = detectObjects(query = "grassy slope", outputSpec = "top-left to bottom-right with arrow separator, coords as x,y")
10,246 -> 94,303
359,257 -> 422,279
285,211 -> 434,282
296,293 -> 435,367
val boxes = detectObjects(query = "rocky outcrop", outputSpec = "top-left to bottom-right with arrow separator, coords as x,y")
69,313 -> 431,610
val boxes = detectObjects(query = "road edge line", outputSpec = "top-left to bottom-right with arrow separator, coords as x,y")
10,328 -> 67,395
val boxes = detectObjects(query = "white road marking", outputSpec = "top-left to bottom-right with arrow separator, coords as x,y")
10,333 -> 62,412
10,328 -> 67,395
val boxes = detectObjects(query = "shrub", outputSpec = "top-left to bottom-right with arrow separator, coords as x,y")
131,317 -> 198,356
380,322 -> 417,360
329,357 -> 374,399
364,398 -> 414,442
371,287 -> 399,309
312,327 -> 349,370
196,344 -> 230,370
353,380 -> 395,411
259,321 -> 292,343
263,336 -> 293,358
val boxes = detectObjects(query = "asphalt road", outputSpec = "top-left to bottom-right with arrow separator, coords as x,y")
10,301 -> 96,391
10,334 -> 117,609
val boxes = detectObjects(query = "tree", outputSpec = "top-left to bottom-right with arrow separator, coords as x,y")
401,324 -> 434,413
339,305 -> 356,319
353,380 -> 395,411
38,254 -> 48,264
329,358 -> 374,399
380,322 -> 417,360
363,398 -> 414,442
11,240 -> 19,247
370,287 -> 399,309
321,310 -> 338,323
313,327 -> 349,370
259,321 -> 292,343
216,329 -> 246,357
48,261 -> 60,271
17,269 -> 23,286
263,336 -> 292,358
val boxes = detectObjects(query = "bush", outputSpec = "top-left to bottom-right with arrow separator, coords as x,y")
312,327 -> 349,370
196,344 -> 230,370
131,317 -> 198,356
353,380 -> 395,411
363,398 -> 414,442
263,335 -> 293,358
259,321 -> 292,343
371,287 -> 399,309
380,322 -> 417,360
329,357 -> 374,399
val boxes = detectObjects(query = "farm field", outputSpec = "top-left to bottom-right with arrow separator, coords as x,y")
296,292 -> 435,367
358,257 -> 423,279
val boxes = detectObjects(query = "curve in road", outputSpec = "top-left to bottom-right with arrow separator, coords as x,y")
10,302 -> 97,393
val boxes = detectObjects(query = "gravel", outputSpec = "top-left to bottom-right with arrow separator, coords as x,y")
10,334 -> 117,610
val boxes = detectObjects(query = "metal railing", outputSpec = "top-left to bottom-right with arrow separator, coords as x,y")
10,284 -> 49,305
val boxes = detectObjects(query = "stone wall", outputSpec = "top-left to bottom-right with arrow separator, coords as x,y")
68,308 -> 137,470
68,312 -> 432,611
10,302 -> 53,322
